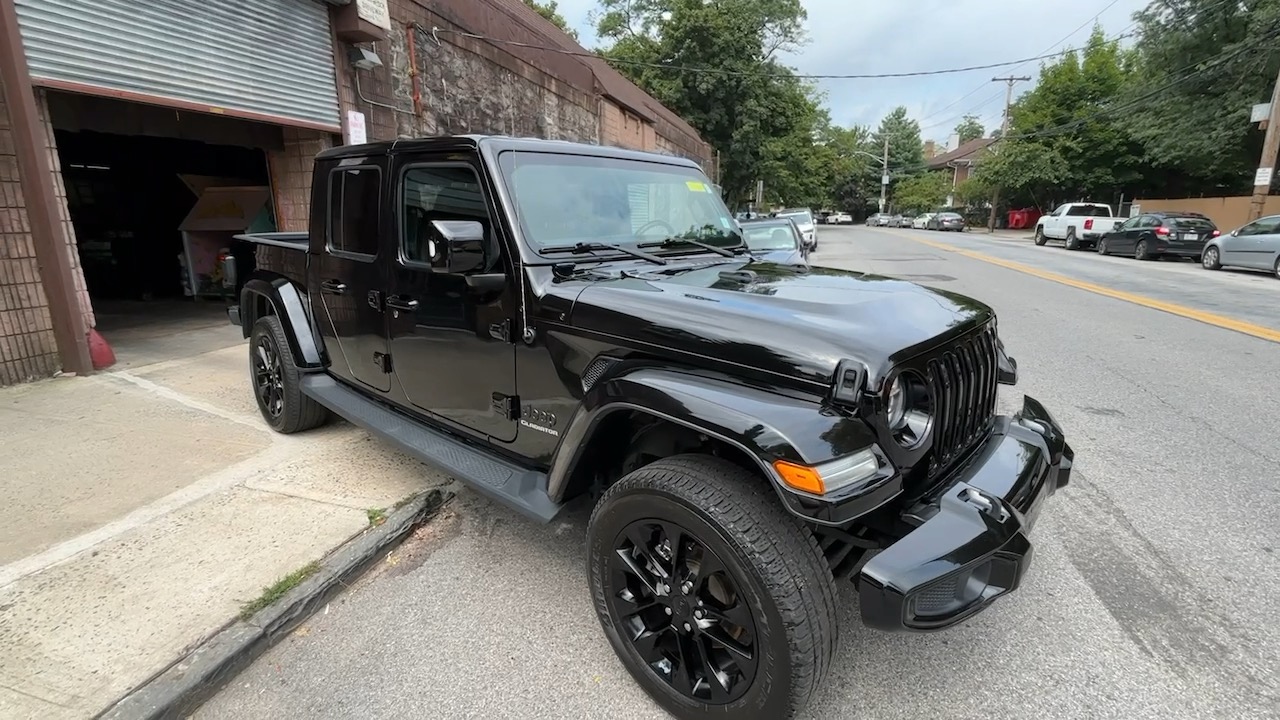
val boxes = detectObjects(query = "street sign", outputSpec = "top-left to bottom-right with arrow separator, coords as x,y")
881,174 -> 889,185
1252,103 -> 1272,123
1255,166 -> 1274,187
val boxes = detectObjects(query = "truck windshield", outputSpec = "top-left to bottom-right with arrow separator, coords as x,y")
498,151 -> 741,254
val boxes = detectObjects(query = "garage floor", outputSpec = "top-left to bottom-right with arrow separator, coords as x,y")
93,299 -> 244,369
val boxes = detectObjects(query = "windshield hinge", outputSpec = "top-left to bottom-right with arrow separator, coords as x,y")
491,392 -> 518,420
488,320 -> 511,342
373,351 -> 392,373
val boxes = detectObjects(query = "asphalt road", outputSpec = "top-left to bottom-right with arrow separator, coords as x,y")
200,225 -> 1280,720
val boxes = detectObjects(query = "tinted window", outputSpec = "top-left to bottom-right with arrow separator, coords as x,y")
1138,215 -> 1160,228
401,165 -> 490,264
329,167 -> 381,257
1117,217 -> 1140,231
1064,204 -> 1111,217
1167,216 -> 1216,232
1240,216 -> 1280,236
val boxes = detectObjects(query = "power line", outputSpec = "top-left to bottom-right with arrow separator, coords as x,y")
430,26 -> 1133,80
998,29 -> 1278,144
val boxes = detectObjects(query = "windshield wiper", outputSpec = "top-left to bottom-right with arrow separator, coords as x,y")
642,236 -> 741,257
541,242 -> 667,265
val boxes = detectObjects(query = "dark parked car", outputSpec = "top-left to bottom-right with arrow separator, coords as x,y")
928,212 -> 966,231
738,217 -> 809,265
1096,212 -> 1219,261
225,135 -> 1071,720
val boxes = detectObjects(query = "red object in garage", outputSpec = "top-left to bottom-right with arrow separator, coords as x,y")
87,329 -> 116,371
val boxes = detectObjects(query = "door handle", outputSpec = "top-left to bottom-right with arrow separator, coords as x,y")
320,279 -> 347,294
385,295 -> 420,312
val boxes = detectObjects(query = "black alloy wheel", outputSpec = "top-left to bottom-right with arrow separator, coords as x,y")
253,333 -> 285,420
588,455 -> 838,720
248,315 -> 329,434
607,519 -> 759,705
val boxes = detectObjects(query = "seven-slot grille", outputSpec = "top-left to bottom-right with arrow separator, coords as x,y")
925,324 -> 999,473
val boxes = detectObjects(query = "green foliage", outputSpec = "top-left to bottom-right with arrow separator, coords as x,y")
1120,0 -> 1280,191
955,115 -> 985,144
594,0 -> 814,206
892,171 -> 952,213
524,0 -> 578,40
873,106 -> 925,177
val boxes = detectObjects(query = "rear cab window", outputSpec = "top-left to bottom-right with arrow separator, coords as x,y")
1065,204 -> 1112,217
328,166 -> 382,258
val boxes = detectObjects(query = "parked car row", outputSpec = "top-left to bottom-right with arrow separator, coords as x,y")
868,211 -> 967,231
1034,203 -> 1280,279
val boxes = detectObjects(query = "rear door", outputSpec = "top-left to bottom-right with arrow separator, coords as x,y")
311,159 -> 391,392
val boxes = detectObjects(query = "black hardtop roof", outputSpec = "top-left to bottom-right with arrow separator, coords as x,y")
1145,210 -> 1210,218
315,135 -> 704,169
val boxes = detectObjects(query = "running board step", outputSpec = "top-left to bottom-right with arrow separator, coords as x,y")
300,375 -> 562,523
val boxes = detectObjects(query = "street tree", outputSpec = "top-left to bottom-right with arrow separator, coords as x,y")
872,106 -> 925,178
954,115 -> 985,144
892,171 -> 952,213
524,0 -> 578,40
1121,0 -> 1280,193
593,0 -> 814,206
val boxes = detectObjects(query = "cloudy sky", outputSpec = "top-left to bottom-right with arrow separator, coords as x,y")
551,0 -> 1148,145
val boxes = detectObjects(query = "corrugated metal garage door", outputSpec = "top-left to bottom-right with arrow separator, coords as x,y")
15,0 -> 341,131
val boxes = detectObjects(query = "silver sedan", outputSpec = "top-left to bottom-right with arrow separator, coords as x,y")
1202,214 -> 1280,279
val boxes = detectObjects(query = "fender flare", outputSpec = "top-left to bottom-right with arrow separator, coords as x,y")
239,274 -> 325,369
546,367 -> 891,526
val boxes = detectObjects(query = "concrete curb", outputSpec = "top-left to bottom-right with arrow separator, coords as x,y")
96,488 -> 452,720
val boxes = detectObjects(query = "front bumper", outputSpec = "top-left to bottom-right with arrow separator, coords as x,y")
857,394 -> 1072,632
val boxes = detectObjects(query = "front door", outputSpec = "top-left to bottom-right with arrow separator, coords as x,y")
385,156 -> 518,442
312,162 -> 391,392
1227,216 -> 1280,269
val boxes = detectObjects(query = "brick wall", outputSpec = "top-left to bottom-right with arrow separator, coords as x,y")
0,78 -> 91,385
268,127 -> 334,233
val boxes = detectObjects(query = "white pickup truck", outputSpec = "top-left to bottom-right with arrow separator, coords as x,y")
1033,202 -> 1117,250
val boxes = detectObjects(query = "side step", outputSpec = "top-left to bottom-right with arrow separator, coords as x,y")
301,375 -> 562,523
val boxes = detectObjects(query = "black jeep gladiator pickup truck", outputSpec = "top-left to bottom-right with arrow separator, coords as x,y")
227,135 -> 1072,720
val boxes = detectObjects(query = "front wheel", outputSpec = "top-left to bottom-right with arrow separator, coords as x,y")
1097,237 -> 1110,255
587,455 -> 838,720
1034,227 -> 1047,246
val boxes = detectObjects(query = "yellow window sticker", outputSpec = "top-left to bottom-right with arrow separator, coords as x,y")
685,181 -> 707,192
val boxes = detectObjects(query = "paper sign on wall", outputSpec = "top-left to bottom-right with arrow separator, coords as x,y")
1255,166 -> 1274,187
355,0 -> 391,30
346,111 -> 367,146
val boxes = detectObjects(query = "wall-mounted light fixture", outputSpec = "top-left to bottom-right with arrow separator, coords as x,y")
348,46 -> 382,71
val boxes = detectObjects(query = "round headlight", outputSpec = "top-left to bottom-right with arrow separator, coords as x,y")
886,376 -> 906,429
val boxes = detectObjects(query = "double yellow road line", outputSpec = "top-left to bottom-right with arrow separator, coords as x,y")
897,232 -> 1280,344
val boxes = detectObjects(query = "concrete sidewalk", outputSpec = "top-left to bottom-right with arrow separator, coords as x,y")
0,337 -> 451,718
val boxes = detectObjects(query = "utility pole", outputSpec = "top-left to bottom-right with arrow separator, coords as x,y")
879,134 -> 890,213
986,75 -> 1031,233
1248,63 -> 1280,221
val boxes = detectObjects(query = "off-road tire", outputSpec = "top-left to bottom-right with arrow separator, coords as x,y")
1034,227 -> 1047,246
249,315 -> 329,434
1065,228 -> 1079,250
1135,240 -> 1153,261
587,454 -> 838,720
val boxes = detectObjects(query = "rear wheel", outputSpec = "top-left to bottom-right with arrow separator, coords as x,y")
1065,228 -> 1079,250
1135,240 -> 1153,261
1034,227 -> 1047,246
587,455 -> 837,720
249,315 -> 329,434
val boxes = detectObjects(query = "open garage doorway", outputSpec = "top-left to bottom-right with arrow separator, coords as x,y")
47,92 -> 288,366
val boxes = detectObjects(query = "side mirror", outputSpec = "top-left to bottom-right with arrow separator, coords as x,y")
428,220 -> 486,274
1112,221 -> 1123,230
1230,228 -> 1240,236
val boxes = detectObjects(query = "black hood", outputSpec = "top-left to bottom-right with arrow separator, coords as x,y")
563,261 -> 992,390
